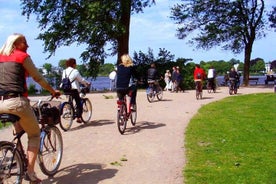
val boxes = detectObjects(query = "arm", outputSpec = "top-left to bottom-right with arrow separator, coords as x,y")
74,70 -> 90,86
23,57 -> 56,95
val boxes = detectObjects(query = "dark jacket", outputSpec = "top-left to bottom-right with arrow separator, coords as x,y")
147,67 -> 159,80
116,65 -> 137,89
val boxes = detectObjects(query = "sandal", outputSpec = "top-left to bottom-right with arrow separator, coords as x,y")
25,172 -> 42,183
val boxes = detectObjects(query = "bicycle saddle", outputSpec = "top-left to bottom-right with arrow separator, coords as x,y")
0,113 -> 20,123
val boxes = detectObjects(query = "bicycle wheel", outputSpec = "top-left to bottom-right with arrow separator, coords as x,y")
234,87 -> 238,94
81,98 -> 92,124
0,142 -> 24,184
38,126 -> 63,176
207,82 -> 212,93
195,82 -> 200,100
130,104 -> 137,126
117,103 -> 127,134
196,90 -> 200,100
60,102 -> 74,131
146,87 -> 154,103
156,86 -> 163,101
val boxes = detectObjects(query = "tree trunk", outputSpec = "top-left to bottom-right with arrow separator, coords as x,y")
117,0 -> 131,64
243,43 -> 253,86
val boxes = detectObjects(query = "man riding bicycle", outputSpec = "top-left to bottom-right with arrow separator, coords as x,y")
228,67 -> 240,89
193,64 -> 206,92
116,54 -> 138,113
147,63 -> 161,91
207,65 -> 216,91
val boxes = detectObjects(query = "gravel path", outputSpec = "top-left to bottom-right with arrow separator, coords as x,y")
0,85 -> 273,184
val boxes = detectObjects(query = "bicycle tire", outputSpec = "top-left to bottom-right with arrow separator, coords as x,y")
81,98 -> 93,124
156,86 -> 163,101
0,141 -> 24,183
59,102 -> 74,131
146,87 -> 155,103
207,82 -> 212,93
38,126 -> 63,176
130,104 -> 137,126
117,103 -> 127,134
195,82 -> 200,100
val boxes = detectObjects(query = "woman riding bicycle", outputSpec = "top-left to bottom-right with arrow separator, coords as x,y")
61,58 -> 91,123
116,54 -> 138,113
0,33 -> 60,183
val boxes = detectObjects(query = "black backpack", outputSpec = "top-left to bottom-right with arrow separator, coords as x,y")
61,70 -> 75,91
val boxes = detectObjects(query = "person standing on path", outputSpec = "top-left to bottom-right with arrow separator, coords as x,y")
164,69 -> 171,91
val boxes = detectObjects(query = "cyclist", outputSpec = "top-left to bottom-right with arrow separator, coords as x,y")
193,64 -> 206,92
207,65 -> 216,91
0,33 -> 60,183
147,63 -> 161,91
228,67 -> 239,89
116,54 -> 138,113
61,58 -> 91,123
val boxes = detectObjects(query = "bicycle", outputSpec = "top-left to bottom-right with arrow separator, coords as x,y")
117,92 -> 137,135
146,80 -> 163,103
195,80 -> 203,100
229,78 -> 238,95
0,97 -> 63,183
59,86 -> 93,131
207,78 -> 216,93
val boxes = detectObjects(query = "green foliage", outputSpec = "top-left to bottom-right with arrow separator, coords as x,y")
28,84 -> 37,95
170,0 -> 275,85
20,0 -> 155,66
99,63 -> 115,76
58,59 -> 67,69
185,93 -> 276,184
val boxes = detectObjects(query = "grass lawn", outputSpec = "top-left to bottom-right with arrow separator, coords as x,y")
184,93 -> 276,184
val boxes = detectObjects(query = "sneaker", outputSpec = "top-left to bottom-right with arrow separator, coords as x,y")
25,172 -> 42,183
130,104 -> 136,111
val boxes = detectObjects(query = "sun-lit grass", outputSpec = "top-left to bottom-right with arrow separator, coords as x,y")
184,93 -> 276,184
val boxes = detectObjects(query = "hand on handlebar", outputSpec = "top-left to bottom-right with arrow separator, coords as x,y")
52,90 -> 61,98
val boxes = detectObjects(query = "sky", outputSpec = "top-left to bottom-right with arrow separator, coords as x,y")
0,0 -> 275,68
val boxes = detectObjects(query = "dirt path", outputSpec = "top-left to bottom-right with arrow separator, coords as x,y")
0,86 -> 273,184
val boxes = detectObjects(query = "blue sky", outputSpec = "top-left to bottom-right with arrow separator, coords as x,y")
0,0 -> 275,68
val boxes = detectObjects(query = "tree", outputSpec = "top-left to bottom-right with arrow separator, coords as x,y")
171,0 -> 275,86
20,0 -> 155,77
250,58 -> 265,73
43,63 -> 52,75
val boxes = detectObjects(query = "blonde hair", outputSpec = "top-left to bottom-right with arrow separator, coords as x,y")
0,33 -> 24,56
120,54 -> 133,67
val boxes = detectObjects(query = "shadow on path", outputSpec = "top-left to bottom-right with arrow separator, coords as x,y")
123,121 -> 166,135
69,120 -> 114,132
43,163 -> 117,184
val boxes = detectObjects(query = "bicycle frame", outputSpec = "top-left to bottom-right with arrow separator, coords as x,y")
0,97 -> 63,182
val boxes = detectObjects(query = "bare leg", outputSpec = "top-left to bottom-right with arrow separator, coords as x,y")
27,146 -> 38,173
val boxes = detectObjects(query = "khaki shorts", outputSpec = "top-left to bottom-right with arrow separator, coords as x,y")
0,96 -> 40,148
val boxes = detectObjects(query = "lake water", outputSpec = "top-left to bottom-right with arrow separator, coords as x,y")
27,76 -> 115,92
27,75 -> 271,92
